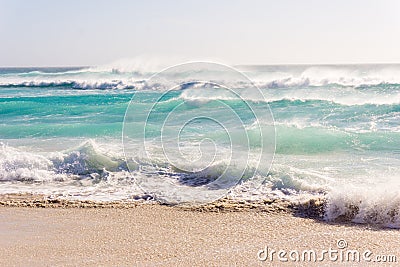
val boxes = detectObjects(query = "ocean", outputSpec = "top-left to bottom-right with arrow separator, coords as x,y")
1,63 -> 400,226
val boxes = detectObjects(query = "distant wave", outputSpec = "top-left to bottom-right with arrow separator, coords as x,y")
177,86 -> 400,106
2,63 -> 400,90
0,80 -> 138,90
1,78 -> 400,90
1,80 -> 400,107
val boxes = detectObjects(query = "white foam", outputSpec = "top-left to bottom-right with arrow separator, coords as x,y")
326,186 -> 400,228
0,143 -> 58,182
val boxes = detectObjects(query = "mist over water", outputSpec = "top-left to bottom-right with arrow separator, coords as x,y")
1,64 -> 400,226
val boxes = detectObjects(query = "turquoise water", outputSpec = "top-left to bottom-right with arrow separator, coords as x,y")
0,91 -> 131,138
1,64 -> 400,226
2,86 -> 399,153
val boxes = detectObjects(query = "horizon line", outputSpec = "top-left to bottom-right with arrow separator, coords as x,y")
1,62 -> 400,69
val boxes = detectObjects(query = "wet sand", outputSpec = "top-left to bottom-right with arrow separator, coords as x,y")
0,203 -> 399,266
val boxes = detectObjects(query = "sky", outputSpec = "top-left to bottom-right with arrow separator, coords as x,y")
0,0 -> 399,67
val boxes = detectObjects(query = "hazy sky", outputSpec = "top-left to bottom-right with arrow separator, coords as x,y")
1,0 -> 399,66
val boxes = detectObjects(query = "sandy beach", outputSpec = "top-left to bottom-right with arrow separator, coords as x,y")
0,200 -> 399,266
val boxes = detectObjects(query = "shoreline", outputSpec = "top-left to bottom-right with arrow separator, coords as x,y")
0,193 -> 324,215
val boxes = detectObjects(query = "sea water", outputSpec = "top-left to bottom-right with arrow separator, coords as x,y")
1,64 -> 399,226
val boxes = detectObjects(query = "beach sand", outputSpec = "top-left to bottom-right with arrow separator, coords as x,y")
0,197 -> 399,266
